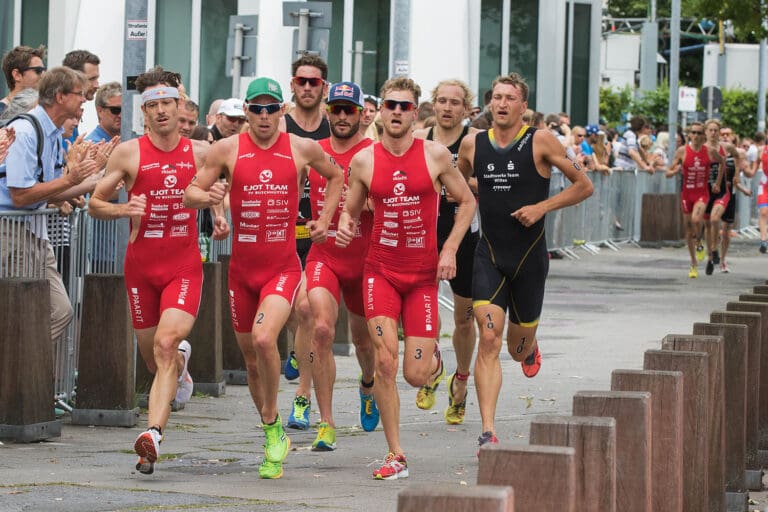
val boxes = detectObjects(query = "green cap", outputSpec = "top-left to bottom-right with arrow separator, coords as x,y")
245,77 -> 283,102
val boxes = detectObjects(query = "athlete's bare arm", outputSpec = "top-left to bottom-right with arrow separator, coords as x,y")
428,141 -> 475,281
336,146 -> 373,248
89,139 -> 145,220
456,132 -> 477,181
290,134 -> 344,243
666,146 -> 686,177
514,129 -> 593,227
183,136 -> 233,209
187,138 -> 229,239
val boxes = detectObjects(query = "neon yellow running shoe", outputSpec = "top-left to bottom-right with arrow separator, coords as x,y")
695,244 -> 705,262
416,360 -> 445,410
688,265 -> 698,279
258,459 -> 283,479
444,372 -> 467,425
311,422 -> 336,451
262,415 -> 290,463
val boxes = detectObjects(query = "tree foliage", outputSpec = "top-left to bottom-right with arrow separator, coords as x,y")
689,0 -> 768,41
606,0 -> 767,40
600,85 -> 765,138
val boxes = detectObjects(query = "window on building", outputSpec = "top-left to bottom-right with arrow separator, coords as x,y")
479,0 -> 539,109
566,1 -> 591,125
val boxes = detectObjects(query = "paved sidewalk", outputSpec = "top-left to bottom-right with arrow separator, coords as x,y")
2,242 -> 768,511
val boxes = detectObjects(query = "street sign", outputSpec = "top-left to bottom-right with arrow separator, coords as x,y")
700,86 -> 722,111
679,87 -> 697,112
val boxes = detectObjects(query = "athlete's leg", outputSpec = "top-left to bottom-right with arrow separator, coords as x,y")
350,312 -> 376,388
683,213 -> 697,266
308,286 -> 339,427
141,308 -> 196,430
473,303 -> 506,437
760,206 -> 768,244
721,221 -> 732,264
450,293 -> 475,404
506,321 -> 540,363
292,278 -> 314,403
708,203 -> 725,259
251,295 -> 294,424
368,315 -> 403,455
235,330 -> 265,413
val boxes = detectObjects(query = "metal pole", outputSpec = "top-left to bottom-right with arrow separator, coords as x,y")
759,1 -> 767,132
667,0 -> 680,163
232,23 -> 244,98
565,0 -> 574,113
390,0 -> 411,77
500,0 -> 510,75
354,40 -> 363,86
120,0 -> 149,269
297,8 -> 309,54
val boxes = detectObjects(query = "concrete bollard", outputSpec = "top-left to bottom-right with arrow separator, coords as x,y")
398,484 -> 514,512
187,262 -> 225,397
478,444 -> 575,512
529,415 -> 616,512
693,322 -> 749,511
739,294 -> 768,304
711,310 -> 762,480
572,391 -> 651,512
611,369 -> 684,512
0,278 -> 61,442
72,274 -> 138,427
661,334 -> 725,512
644,349 -> 709,512
727,301 -> 768,452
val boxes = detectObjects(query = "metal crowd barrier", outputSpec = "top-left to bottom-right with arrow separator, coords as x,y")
544,168 -> 759,258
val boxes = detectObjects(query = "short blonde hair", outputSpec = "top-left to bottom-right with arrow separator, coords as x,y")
380,76 -> 421,105
430,79 -> 474,108
491,72 -> 529,102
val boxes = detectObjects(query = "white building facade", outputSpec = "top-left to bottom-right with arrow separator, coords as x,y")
1,0 -> 602,131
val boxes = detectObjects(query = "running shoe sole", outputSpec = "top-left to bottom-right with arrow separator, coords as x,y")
521,347 -> 542,378
134,432 -> 159,463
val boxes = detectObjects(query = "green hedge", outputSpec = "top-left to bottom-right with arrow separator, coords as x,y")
599,85 -> 766,138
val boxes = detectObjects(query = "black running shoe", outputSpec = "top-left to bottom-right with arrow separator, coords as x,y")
712,250 -> 720,264
705,260 -> 714,275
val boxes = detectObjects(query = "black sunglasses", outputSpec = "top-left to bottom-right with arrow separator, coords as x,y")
247,103 -> 281,115
689,130 -> 704,135
104,106 -> 121,115
382,99 -> 416,112
293,76 -> 324,87
326,104 -> 361,116
20,66 -> 46,75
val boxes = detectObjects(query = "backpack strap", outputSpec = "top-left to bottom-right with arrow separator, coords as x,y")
0,113 -> 45,182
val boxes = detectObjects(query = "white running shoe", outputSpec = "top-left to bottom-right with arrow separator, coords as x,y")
175,340 -> 194,405
134,428 -> 162,474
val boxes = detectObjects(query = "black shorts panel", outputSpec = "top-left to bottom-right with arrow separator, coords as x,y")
440,230 -> 479,298
472,235 -> 549,325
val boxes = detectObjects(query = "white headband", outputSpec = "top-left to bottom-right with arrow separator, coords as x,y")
141,86 -> 179,104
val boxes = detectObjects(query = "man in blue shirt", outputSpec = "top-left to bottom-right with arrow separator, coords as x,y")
85,82 -> 121,144
0,66 -> 100,342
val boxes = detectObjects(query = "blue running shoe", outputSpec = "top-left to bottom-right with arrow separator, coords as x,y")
284,351 -> 299,381
359,376 -> 379,432
287,395 -> 310,430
